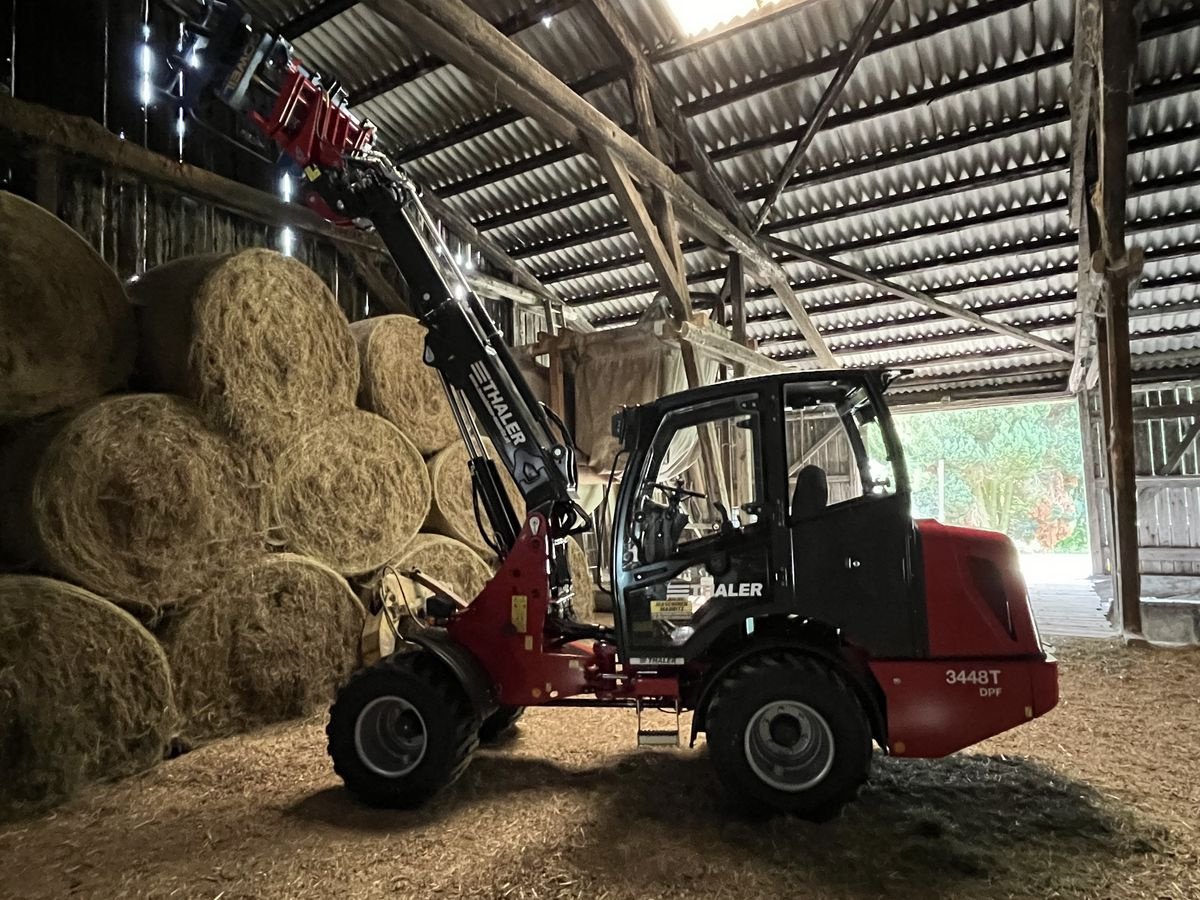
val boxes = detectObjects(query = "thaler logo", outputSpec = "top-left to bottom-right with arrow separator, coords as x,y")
713,583 -> 763,598
469,361 -> 527,445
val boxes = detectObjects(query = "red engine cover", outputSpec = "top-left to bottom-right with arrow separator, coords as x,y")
916,519 -> 1041,657
866,520 -> 1059,757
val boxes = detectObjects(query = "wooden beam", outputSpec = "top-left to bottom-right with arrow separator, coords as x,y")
1132,402 -> 1200,421
763,236 -> 1075,359
590,142 -> 729,507
1139,547 -> 1200,563
339,243 -> 409,313
592,144 -> 691,319
1067,0 -> 1101,230
376,0 -> 835,366
672,321 -> 789,375
1160,419 -> 1200,475
0,93 -> 381,250
751,0 -> 894,232
622,44 -> 686,281
730,252 -> 748,346
1095,0 -> 1143,637
789,421 -> 845,475
419,189 -> 587,332
468,272 -> 593,331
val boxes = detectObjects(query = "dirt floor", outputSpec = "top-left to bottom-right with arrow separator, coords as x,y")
2,640 -> 1199,900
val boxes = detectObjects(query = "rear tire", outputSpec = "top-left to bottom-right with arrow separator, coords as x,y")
478,705 -> 524,744
327,652 -> 478,808
705,651 -> 871,819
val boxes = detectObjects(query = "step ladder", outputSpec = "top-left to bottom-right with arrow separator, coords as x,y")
636,698 -> 681,747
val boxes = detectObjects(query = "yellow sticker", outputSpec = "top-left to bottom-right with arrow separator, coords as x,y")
650,598 -> 692,620
511,594 -> 528,632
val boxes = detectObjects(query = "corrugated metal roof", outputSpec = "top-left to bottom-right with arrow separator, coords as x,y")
235,0 -> 1200,397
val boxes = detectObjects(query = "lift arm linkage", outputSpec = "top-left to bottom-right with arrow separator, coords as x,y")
171,0 -> 590,554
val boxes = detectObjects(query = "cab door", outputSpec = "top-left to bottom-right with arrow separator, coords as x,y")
613,391 -> 781,663
783,388 -> 923,657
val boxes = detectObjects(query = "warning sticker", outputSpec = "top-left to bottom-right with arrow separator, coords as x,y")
650,598 -> 693,620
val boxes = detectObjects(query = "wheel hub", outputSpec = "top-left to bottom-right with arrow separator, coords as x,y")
354,695 -> 428,778
744,700 -> 835,792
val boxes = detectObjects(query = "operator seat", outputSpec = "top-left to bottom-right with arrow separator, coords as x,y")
790,465 -> 828,520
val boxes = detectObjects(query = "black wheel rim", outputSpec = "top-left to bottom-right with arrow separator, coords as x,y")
743,700 -> 835,792
354,695 -> 428,778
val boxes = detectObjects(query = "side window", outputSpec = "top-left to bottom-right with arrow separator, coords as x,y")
785,401 -> 863,506
858,416 -> 897,497
626,397 -> 761,565
784,384 -> 897,514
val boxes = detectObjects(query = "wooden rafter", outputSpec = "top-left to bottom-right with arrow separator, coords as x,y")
369,0 -> 836,367
419,189 -> 586,333
763,236 -> 1075,359
587,0 -> 835,366
751,0 -> 894,232
592,143 -> 730,508
592,145 -> 690,319
1160,419 -> 1200,476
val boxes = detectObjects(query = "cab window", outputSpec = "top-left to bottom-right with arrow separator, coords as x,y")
626,394 -> 761,566
784,382 -> 894,519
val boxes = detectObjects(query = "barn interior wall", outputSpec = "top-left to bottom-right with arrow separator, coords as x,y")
1082,378 -> 1200,577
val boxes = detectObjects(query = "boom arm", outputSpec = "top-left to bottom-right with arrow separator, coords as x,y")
169,1 -> 589,554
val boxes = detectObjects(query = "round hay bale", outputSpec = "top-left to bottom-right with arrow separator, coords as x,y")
159,554 -> 363,743
425,442 -> 524,557
0,575 -> 175,821
0,192 -> 135,422
0,394 -> 259,618
129,249 -> 358,455
273,410 -> 429,574
349,315 -> 458,455
566,538 -> 595,620
391,533 -> 492,604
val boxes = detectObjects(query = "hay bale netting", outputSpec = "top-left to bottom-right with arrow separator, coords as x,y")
0,576 -> 175,821
350,315 -> 458,455
566,538 -> 595,620
0,394 -> 258,618
425,442 -> 524,557
159,554 -> 364,743
390,533 -> 493,604
0,192 -> 135,422
129,249 -> 358,455
273,410 -> 430,574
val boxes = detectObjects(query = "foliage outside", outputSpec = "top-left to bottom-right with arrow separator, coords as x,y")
893,401 -> 1089,552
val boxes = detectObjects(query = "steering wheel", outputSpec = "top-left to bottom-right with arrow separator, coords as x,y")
652,481 -> 704,502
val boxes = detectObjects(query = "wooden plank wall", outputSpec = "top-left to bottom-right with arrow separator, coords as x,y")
1083,379 -> 1200,576
36,157 -> 373,323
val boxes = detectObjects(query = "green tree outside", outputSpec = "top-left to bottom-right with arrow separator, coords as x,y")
892,401 -> 1089,552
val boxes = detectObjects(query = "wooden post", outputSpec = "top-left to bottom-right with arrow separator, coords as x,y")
1078,391 -> 1109,577
729,252 -> 748,380
1094,0 -> 1143,637
33,146 -> 60,214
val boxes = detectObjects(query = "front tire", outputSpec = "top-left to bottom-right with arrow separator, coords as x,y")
327,653 -> 478,808
478,705 -> 524,744
705,651 -> 872,819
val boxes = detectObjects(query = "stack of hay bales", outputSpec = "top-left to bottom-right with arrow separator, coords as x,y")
0,193 -> 135,421
348,314 -> 596,617
0,197 -> 598,817
0,576 -> 176,821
